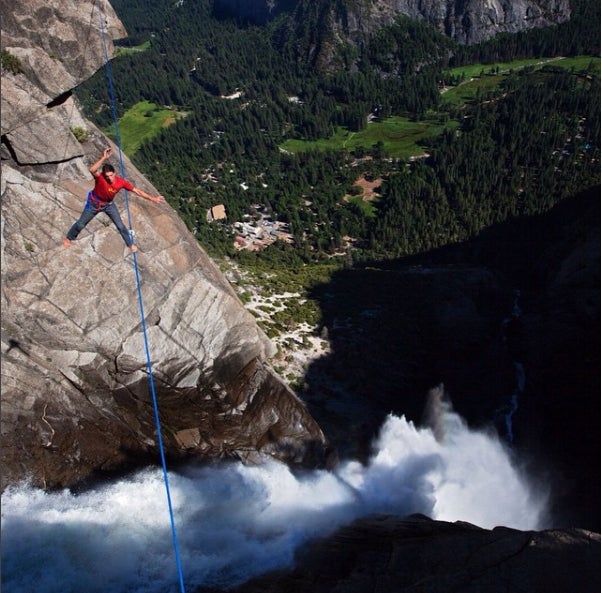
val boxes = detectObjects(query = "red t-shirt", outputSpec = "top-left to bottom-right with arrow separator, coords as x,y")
93,174 -> 134,202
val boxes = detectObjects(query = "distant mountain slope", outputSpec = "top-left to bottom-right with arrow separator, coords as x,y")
213,0 -> 570,66
283,0 -> 570,69
214,0 -> 570,41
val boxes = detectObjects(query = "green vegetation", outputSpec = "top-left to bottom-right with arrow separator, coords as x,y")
347,195 -> 378,218
71,126 -> 90,143
115,40 -> 151,56
105,100 -> 186,155
442,55 -> 600,107
1,50 -> 22,74
230,261 -> 338,342
282,115 -> 458,159
440,75 -> 503,108
555,55 -> 601,75
77,0 -> 600,271
445,56 -> 563,80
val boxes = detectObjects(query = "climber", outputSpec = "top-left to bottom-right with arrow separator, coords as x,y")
63,147 -> 164,252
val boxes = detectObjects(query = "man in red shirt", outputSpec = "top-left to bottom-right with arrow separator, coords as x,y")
63,148 -> 164,253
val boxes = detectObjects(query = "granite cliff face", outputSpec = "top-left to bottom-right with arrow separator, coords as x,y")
345,0 -> 571,45
227,0 -> 571,71
215,0 -> 570,55
0,0 -> 327,491
2,3 -> 599,591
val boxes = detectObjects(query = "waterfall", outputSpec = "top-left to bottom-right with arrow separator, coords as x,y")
2,393 -> 547,593
496,289 -> 526,444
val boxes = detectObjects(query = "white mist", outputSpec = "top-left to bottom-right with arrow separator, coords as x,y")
1,392 -> 547,593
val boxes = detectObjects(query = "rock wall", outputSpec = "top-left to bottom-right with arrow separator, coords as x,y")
277,0 -> 570,71
0,0 -> 327,491
216,0 -> 570,42
0,0 -> 127,166
361,0 -> 571,45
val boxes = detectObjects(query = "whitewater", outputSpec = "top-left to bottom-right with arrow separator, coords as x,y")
1,392 -> 547,593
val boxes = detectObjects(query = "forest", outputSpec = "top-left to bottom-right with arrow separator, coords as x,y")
76,0 -> 600,267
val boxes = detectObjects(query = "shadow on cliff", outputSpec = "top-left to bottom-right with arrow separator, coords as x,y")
299,185 -> 600,532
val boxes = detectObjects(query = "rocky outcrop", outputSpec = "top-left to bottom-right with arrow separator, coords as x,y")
1,0 -> 327,491
217,0 -> 570,43
224,0 -> 570,62
359,0 -> 571,45
0,0 -> 127,166
224,514 -> 600,593
269,0 -> 571,71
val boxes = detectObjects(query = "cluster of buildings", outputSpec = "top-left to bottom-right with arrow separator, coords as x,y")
208,204 -> 295,251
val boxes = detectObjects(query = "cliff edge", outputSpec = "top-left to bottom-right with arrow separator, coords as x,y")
0,0 -> 328,491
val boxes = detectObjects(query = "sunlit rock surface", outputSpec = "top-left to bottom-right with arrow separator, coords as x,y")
0,0 -> 327,491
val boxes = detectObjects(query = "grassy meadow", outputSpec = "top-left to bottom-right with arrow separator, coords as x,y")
105,100 -> 186,155
282,115 -> 458,159
441,55 -> 600,106
114,40 -> 151,56
113,56 -> 599,159
283,55 -> 599,157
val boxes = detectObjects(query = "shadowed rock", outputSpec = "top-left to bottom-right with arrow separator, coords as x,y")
224,514 -> 600,593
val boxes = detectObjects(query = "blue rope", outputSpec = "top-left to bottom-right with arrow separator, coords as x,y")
97,6 -> 186,593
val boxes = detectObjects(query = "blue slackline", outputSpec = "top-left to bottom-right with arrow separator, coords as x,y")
97,5 -> 186,592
